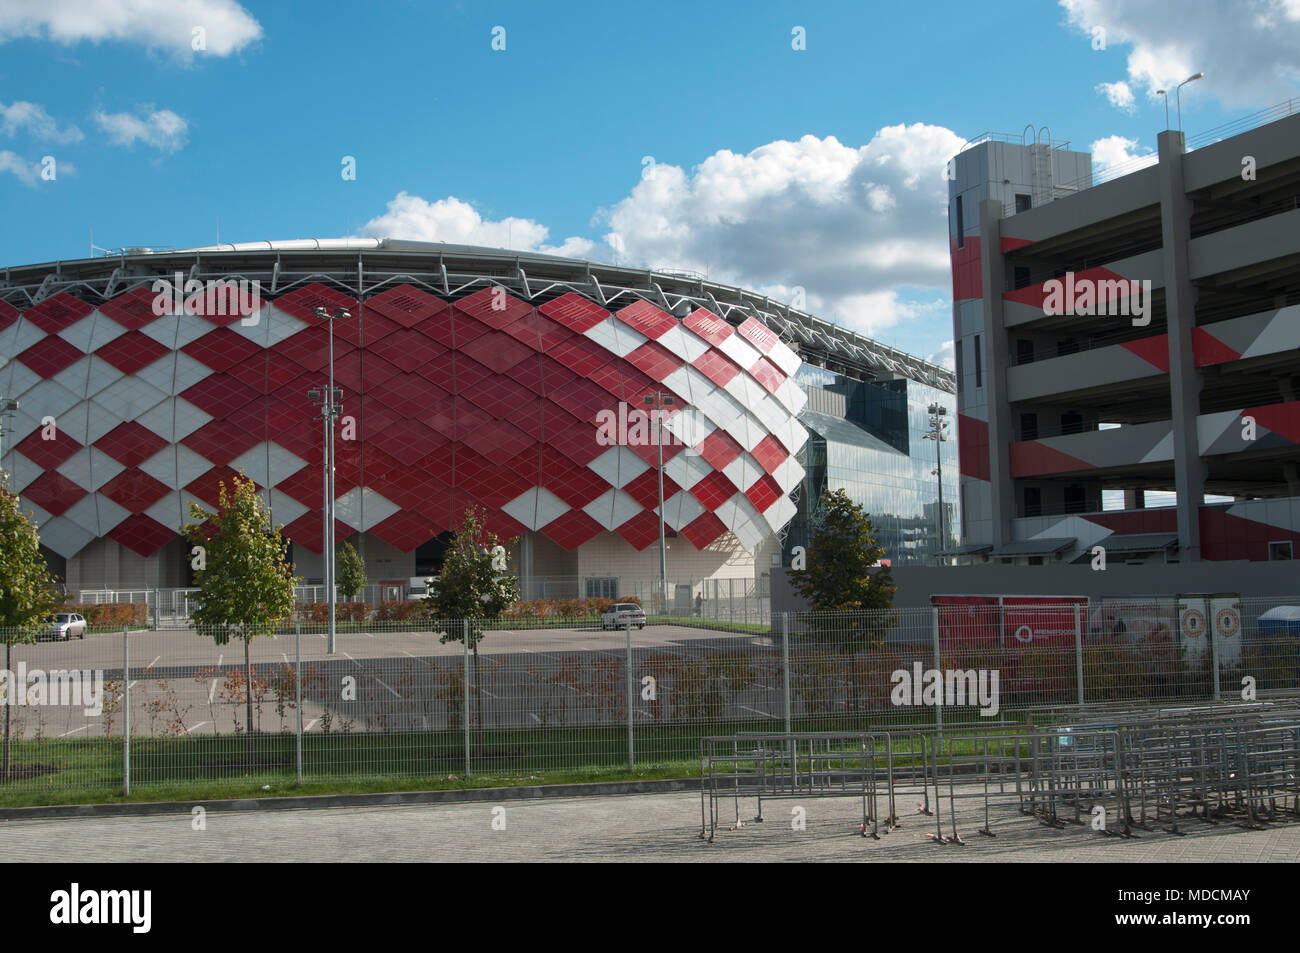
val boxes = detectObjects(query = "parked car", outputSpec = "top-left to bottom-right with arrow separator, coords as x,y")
41,613 -> 88,641
600,603 -> 646,630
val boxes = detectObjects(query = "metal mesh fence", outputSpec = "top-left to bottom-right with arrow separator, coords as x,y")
0,597 -> 1297,803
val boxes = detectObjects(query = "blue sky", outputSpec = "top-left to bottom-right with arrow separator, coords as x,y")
3,0 -> 1298,366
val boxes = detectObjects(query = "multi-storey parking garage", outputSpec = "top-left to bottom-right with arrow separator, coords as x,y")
948,107 -> 1300,567
0,240 -> 955,602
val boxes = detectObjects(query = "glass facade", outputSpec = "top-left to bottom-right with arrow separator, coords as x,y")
785,369 -> 960,565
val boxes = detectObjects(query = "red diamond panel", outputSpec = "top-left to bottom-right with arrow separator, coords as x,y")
224,350 -> 297,395
540,508 -> 603,550
503,396 -> 546,442
277,325 -> 336,373
503,310 -> 572,351
470,465 -> 536,508
274,466 -> 326,509
339,311 -> 400,348
23,293 -> 93,335
680,510 -> 727,549
406,478 -> 454,527
616,300 -> 677,339
588,362 -> 654,403
539,459 -> 609,508
698,429 -> 743,471
367,326 -> 448,373
182,418 -> 264,466
21,471 -> 86,516
546,415 -> 605,467
511,355 -> 575,397
99,288 -> 163,330
263,398 -> 317,460
736,316 -> 779,354
95,421 -> 171,468
458,331 -> 534,375
550,377 -> 613,422
183,328 -> 264,373
281,511 -> 351,553
185,466 -> 259,508
693,349 -> 741,388
270,284 -> 358,325
17,335 -> 84,377
615,510 -> 665,551
689,469 -> 737,510
622,469 -> 682,511
364,285 -> 450,329
549,335 -> 612,378
482,508 -> 527,542
682,308 -> 733,346
355,398 -> 403,441
367,374 -> 449,419
367,464 -> 447,512
453,287 -> 532,328
107,514 -> 176,557
14,427 -> 81,469
624,341 -> 681,382
370,419 -> 448,462
93,329 -> 171,375
540,292 -> 609,333
331,350 -> 402,394
187,282 -> 259,325
745,474 -> 783,512
462,375 -> 534,419
750,356 -> 785,395
750,433 -> 789,474
369,510 -> 441,552
181,373 -> 259,418
99,467 -> 172,513
0,299 -> 18,332
461,418 -> 535,465
626,435 -> 686,468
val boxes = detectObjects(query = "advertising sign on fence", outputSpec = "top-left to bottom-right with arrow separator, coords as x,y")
1211,594 -> 1242,667
931,594 -> 1089,651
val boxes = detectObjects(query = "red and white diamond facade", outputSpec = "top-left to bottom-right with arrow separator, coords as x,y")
1,281 -> 808,563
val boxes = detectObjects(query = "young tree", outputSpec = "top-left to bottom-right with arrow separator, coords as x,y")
336,541 -> 367,602
423,508 -> 519,728
0,478 -> 66,778
788,488 -> 897,651
183,475 -> 297,766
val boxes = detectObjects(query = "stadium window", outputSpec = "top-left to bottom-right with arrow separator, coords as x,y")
1061,411 -> 1083,435
1268,541 -> 1293,561
1020,413 -> 1038,440
1014,266 -> 1031,290
955,196 -> 964,249
1064,484 -> 1086,513
973,334 -> 982,388
1023,487 -> 1042,517
1016,338 -> 1034,364
1015,193 -> 1032,213
955,337 -> 964,390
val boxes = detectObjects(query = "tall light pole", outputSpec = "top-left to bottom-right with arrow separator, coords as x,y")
1155,89 -> 1169,130
1176,72 -> 1204,131
643,391 -> 674,614
0,398 -> 18,491
311,305 -> 352,654
924,402 -> 949,559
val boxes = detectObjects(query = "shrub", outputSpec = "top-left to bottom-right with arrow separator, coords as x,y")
64,603 -> 148,627
374,600 -> 422,622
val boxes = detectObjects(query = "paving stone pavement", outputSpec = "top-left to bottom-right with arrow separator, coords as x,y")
3,792 -> 1298,862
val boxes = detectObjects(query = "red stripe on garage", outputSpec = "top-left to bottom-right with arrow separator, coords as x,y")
951,237 -> 981,302
958,413 -> 990,482
1200,508 -> 1300,562
1009,440 -> 1097,478
1119,334 -> 1169,372
1001,237 -> 1034,253
1192,326 -> 1242,367
1243,399 -> 1300,444
1001,266 -> 1132,311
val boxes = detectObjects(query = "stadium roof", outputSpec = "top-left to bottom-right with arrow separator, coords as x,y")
1,238 -> 955,391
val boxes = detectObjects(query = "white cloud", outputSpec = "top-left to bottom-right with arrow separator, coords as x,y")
0,101 -> 83,142
1091,135 -> 1159,176
1062,0 -> 1300,110
363,124 -> 967,351
928,340 -> 956,371
1095,80 -> 1136,113
0,0 -> 261,58
0,150 -> 38,185
95,107 -> 188,152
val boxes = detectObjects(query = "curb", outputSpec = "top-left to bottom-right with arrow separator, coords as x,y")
0,777 -> 702,821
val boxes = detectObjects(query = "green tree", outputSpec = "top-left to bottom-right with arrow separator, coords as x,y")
424,507 -> 519,729
788,488 -> 898,651
0,478 -> 66,779
336,541 -> 367,602
183,475 -> 297,766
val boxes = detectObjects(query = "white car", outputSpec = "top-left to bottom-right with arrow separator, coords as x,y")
42,613 -> 88,641
600,603 -> 646,630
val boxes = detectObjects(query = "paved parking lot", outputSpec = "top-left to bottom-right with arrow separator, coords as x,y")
3,792 -> 1297,862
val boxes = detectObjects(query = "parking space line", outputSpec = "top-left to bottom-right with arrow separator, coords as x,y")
208,679 -> 219,703
58,725 -> 89,737
305,718 -> 319,731
184,721 -> 209,734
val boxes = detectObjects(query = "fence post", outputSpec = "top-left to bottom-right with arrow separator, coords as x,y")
295,619 -> 303,785
931,607 -> 942,735
625,617 -> 634,768
782,612 -> 792,735
462,619 -> 471,778
122,626 -> 130,796
1074,603 -> 1085,707
1210,616 -> 1221,702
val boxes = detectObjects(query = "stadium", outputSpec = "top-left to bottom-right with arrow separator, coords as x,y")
0,239 -> 956,607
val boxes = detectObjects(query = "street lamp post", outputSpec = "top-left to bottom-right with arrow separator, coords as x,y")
1155,89 -> 1169,130
924,403 -> 949,559
1176,72 -> 1204,131
0,398 -> 18,490
643,391 -> 674,614
311,305 -> 352,655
